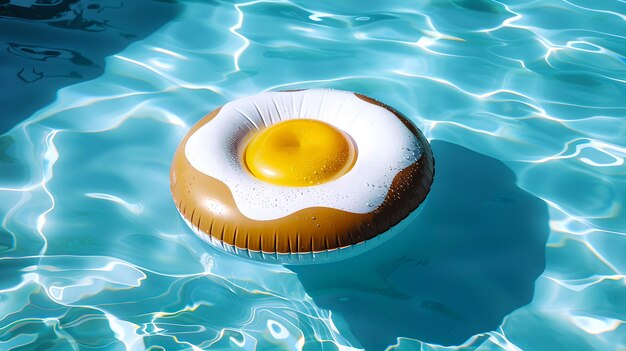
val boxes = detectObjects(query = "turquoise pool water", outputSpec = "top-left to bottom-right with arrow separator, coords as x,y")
1,0 -> 625,350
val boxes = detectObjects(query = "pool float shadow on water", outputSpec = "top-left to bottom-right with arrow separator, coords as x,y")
289,141 -> 549,350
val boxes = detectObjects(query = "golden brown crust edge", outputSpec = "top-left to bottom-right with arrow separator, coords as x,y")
170,92 -> 434,254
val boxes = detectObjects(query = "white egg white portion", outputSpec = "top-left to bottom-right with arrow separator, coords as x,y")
185,89 -> 422,221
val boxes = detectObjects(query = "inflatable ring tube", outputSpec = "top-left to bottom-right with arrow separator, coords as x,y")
170,89 -> 434,264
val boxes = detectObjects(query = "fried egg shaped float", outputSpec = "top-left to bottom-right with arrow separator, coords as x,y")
170,89 -> 434,264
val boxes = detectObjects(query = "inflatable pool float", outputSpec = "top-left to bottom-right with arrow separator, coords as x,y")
170,89 -> 434,264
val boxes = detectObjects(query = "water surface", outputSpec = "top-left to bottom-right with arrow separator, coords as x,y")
1,0 -> 625,350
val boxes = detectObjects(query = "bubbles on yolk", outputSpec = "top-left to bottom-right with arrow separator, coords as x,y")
244,119 -> 357,187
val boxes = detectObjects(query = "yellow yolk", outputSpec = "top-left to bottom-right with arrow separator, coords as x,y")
244,119 -> 357,187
